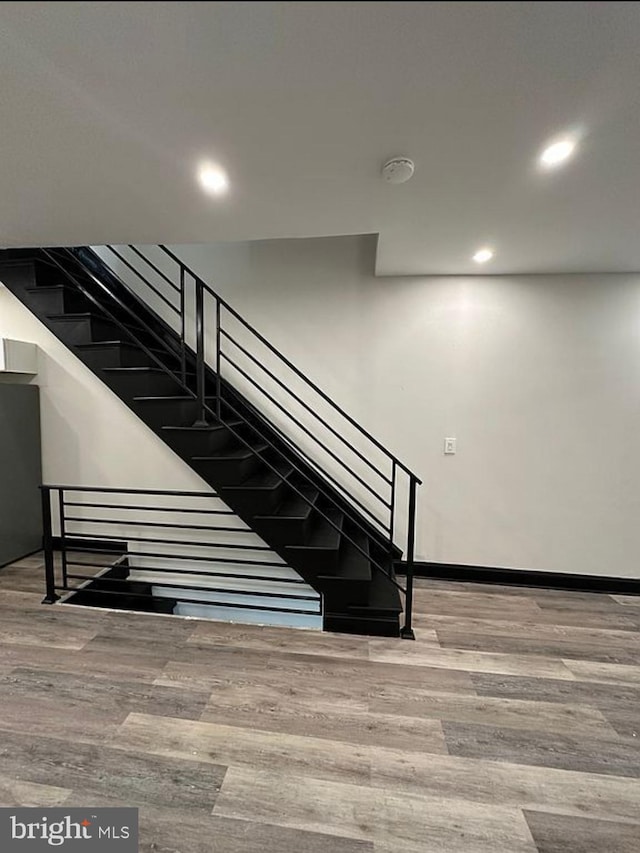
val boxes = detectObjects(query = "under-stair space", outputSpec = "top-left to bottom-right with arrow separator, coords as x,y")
42,486 -> 322,630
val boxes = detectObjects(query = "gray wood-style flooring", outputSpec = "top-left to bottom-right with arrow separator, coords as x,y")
0,554 -> 639,852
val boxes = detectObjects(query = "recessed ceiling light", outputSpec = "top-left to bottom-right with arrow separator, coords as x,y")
198,162 -> 229,195
472,247 -> 494,264
539,138 -> 576,169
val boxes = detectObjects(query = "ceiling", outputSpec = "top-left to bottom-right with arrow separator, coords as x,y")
1,1 -> 640,275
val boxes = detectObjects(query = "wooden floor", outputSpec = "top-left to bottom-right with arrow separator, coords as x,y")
0,554 -> 639,852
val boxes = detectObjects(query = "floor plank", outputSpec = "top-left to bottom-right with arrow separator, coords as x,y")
437,628 -> 640,665
126,806 -> 374,853
214,766 -> 539,853
371,690 -> 616,737
443,720 -> 640,777
562,658 -> 640,686
188,620 -> 370,659
0,775 -> 70,808
611,594 -> 640,607
368,749 -> 640,822
0,730 -> 226,812
471,672 -> 640,737
116,712 -> 374,786
524,810 -> 640,853
368,643 -> 577,680
0,667 -> 211,740
200,686 -> 447,752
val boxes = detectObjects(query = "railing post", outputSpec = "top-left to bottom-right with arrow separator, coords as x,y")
58,488 -> 68,589
216,298 -> 222,420
41,487 -> 58,604
193,278 -> 208,427
179,265 -> 187,385
389,460 -> 397,555
400,476 -> 417,640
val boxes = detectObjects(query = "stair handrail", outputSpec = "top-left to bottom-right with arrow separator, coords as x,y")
159,246 -> 421,482
52,244 -> 420,637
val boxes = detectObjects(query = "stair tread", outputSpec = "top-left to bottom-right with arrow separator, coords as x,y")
287,509 -> 343,552
133,394 -> 217,402
75,340 -> 148,349
102,366 -> 182,374
46,311 -> 113,320
162,419 -> 242,433
25,285 -> 72,293
192,442 -> 268,461
254,486 -> 319,522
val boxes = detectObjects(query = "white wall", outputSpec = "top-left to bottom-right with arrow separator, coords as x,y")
169,234 -> 640,578
3,236 -> 639,578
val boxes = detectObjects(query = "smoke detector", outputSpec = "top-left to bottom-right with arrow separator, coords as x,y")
381,157 -> 415,184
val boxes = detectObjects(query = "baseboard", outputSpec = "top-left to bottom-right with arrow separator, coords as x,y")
395,561 -> 640,595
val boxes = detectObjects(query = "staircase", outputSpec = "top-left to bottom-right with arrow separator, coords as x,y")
0,246 -> 421,637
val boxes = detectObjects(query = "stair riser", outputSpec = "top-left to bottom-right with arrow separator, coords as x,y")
192,452 -> 263,488
253,514 -> 313,547
23,289 -> 90,316
162,428 -> 237,458
220,478 -> 291,517
285,548 -> 340,578
322,580 -> 370,608
75,344 -> 156,371
131,398 -> 204,430
101,370 -> 186,400
323,614 -> 400,637
46,316 -> 121,346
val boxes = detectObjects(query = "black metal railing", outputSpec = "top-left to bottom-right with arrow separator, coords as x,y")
41,485 -> 320,622
42,244 -> 422,637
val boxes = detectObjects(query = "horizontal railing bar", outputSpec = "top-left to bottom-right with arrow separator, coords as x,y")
221,332 -> 391,483
222,302 -> 421,478
218,385 -> 393,538
158,244 -> 420,481
66,574 -> 318,601
63,532 -> 271,549
57,585 -> 318,615
64,517 -> 253,533
64,502 -> 234,514
222,352 -> 392,503
217,393 -> 392,529
215,396 -> 404,592
127,245 -> 181,293
62,547 -> 284,567
106,246 -> 180,312
43,485 -> 220,498
43,249 -> 191,390
77,561 -> 306,582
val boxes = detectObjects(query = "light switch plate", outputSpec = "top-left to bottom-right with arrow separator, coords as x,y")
444,437 -> 456,455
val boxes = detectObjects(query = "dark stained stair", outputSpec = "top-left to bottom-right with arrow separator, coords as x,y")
0,246 -> 418,637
